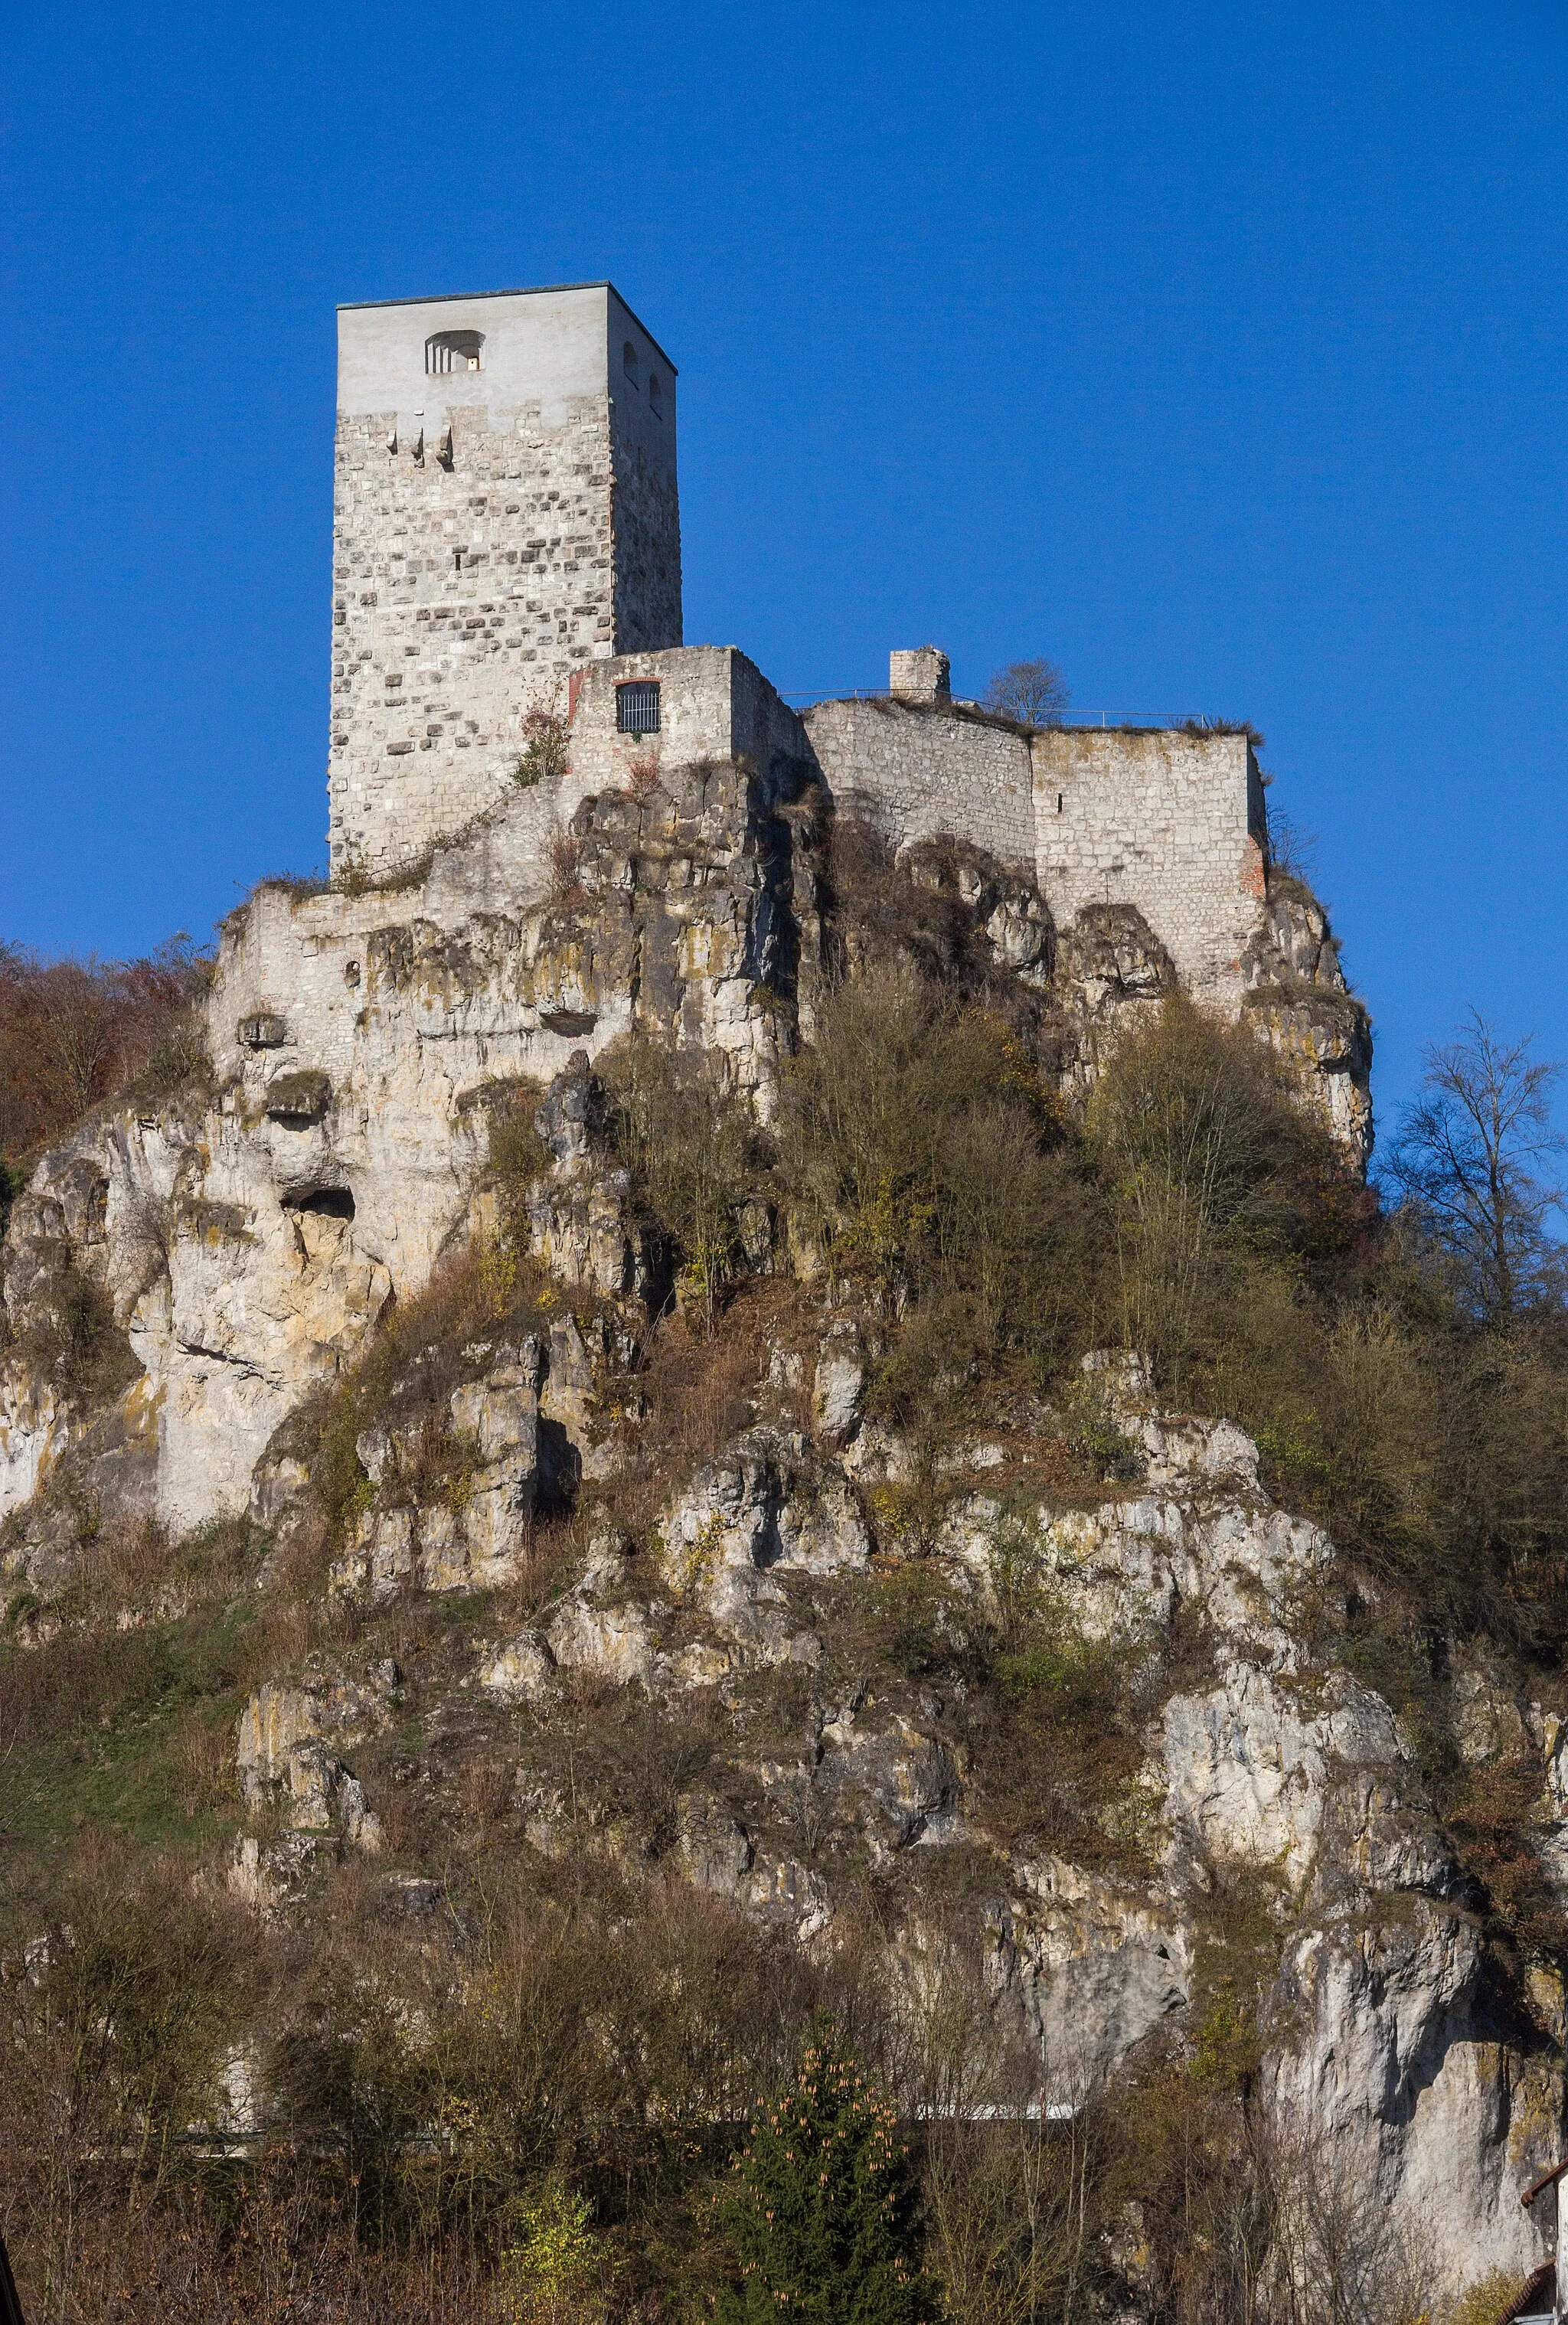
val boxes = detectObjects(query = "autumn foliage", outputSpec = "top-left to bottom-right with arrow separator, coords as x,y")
0,938 -> 209,1173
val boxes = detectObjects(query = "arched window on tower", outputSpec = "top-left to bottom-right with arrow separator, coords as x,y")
623,340 -> 639,386
426,330 -> 485,375
648,371 -> 663,417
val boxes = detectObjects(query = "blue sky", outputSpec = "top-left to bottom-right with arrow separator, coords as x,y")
2,0 -> 1565,1128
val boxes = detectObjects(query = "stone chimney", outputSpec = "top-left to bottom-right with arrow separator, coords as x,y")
889,646 -> 951,704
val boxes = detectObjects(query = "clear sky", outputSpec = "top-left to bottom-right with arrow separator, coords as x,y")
2,0 -> 1565,1129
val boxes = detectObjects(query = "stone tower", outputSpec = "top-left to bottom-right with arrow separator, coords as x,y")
328,282 -> 681,879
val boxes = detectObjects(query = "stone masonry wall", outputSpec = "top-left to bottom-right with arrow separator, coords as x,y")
1031,728 -> 1268,1001
329,394 -> 620,881
608,371 -> 682,656
802,703 -> 1270,1007
802,699 -> 1037,870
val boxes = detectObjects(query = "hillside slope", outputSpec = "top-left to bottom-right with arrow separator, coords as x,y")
5,762 -> 1561,2325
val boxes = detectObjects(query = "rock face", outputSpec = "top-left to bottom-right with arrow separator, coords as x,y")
234,1667 -> 397,1877
991,1854 -> 1193,2098
655,1425 -> 871,1664
0,752 -> 826,1533
0,724 -> 1365,1540
185,1295 -> 1563,2290
1243,877 -> 1374,1163
3,723 -> 1453,2299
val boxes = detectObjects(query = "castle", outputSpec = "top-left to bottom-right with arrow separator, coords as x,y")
2,278 -> 1363,1533
329,281 -> 1269,1004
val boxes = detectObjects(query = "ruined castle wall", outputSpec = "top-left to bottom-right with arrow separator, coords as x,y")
563,648 -> 813,819
802,703 -> 1268,1004
328,286 -> 680,883
1031,728 -> 1268,1000
801,700 -> 1037,869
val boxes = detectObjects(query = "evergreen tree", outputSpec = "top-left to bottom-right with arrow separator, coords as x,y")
718,2033 -> 940,2325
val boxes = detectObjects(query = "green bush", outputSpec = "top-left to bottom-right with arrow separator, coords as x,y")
514,710 -> 570,789
775,966 -> 1102,1406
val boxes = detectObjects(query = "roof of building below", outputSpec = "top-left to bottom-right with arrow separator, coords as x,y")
1497,2261 -> 1556,2325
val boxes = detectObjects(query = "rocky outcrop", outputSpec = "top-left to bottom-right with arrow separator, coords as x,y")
1,710 -> 1490,2298
202,1317 -> 1553,2289
332,1339 -> 547,1598
0,753 -> 827,1536
233,1664 -> 397,1876
655,1425 -> 871,1665
991,1854 -> 1193,2097
1244,875 -> 1374,1167
0,751 -> 1371,1547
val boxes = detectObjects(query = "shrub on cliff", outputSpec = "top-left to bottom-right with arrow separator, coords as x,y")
718,2033 -> 940,2325
600,1033 -> 766,1330
0,936 -> 211,1169
1085,996 -> 1367,1396
775,965 -> 1100,1398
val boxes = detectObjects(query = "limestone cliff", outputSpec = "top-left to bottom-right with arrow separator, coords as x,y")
0,751 -> 1366,1541
16,754 -> 1541,2322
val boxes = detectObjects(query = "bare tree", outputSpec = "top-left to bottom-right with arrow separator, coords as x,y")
982,658 -> 1070,726
1268,2120 -> 1430,2325
1385,1011 -> 1566,1324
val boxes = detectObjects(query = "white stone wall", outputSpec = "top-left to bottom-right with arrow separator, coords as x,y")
802,706 -> 1269,1005
564,647 -> 814,816
802,699 -> 1037,870
1031,729 -> 1268,1001
329,395 -> 618,880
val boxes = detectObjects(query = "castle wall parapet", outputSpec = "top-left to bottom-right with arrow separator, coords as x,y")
802,691 -> 1269,1005
802,697 -> 1037,871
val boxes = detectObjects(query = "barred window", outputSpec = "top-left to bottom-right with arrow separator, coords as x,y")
426,330 -> 484,374
616,681 -> 661,735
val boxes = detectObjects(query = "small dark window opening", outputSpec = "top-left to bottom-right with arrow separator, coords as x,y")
648,371 -> 663,416
616,680 -> 661,736
623,339 -> 639,384
454,549 -> 464,571
426,329 -> 484,374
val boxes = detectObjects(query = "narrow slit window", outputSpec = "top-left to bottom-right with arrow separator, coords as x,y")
426,329 -> 484,374
648,371 -> 663,416
616,680 -> 661,735
623,339 -> 639,385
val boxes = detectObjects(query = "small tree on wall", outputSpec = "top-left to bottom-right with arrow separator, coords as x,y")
982,658 -> 1070,725
718,2033 -> 941,2325
514,707 -> 570,789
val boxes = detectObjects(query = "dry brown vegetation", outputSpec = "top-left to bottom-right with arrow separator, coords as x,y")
0,938 -> 211,1182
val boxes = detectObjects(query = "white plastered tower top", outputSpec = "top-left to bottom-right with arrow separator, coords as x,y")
335,280 -> 678,442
